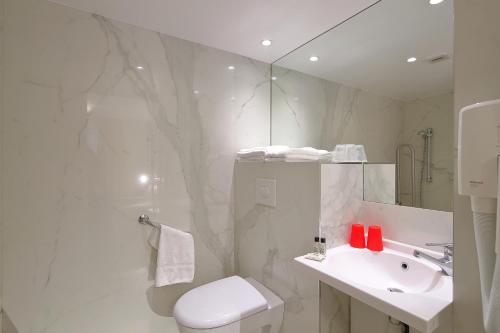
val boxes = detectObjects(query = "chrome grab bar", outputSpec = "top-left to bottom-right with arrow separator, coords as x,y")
418,128 -> 433,183
396,144 -> 416,207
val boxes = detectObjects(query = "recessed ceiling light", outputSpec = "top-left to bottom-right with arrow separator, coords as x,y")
193,90 -> 200,95
136,66 -> 144,71
429,0 -> 444,4
407,57 -> 417,63
228,65 -> 235,70
271,76 -> 277,81
261,39 -> 272,46
309,56 -> 319,62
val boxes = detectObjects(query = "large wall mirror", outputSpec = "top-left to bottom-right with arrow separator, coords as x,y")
271,0 -> 454,212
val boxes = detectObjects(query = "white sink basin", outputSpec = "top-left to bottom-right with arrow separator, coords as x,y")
330,246 -> 442,294
295,239 -> 453,333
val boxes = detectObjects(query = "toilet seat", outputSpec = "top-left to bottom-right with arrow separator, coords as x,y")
173,276 -> 269,329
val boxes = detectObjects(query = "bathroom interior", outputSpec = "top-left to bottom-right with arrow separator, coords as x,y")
0,0 -> 499,332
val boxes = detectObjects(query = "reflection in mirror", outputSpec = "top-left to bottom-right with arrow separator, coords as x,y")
363,164 -> 396,205
271,0 -> 453,212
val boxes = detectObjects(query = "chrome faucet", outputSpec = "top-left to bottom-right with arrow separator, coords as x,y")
413,242 -> 453,276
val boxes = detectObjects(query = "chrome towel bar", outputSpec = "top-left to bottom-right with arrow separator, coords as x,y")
138,214 -> 160,228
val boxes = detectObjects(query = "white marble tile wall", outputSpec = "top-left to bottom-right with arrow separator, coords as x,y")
320,164 -> 364,249
400,93 -> 454,212
363,164 -> 396,205
319,282 -> 351,333
234,161 -> 321,333
271,66 -> 404,163
2,0 -> 270,331
317,164 -> 362,333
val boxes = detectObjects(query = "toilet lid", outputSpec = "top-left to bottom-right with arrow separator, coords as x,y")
173,276 -> 268,329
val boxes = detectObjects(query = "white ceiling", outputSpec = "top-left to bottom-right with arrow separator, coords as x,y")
48,0 -> 379,63
275,0 -> 454,101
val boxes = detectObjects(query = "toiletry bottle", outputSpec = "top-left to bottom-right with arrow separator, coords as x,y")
320,237 -> 326,255
314,236 -> 320,254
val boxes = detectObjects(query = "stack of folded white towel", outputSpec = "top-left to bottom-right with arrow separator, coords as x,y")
285,147 -> 331,161
237,145 -> 290,161
237,144 -> 368,163
237,146 -> 331,162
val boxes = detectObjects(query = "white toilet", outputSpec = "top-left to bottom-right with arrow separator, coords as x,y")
173,276 -> 284,333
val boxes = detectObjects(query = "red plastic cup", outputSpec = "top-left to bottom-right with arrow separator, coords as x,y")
367,225 -> 383,251
349,224 -> 366,248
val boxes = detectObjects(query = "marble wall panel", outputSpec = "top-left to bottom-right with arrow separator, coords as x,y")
319,164 -> 364,249
234,161 -> 320,333
2,0 -> 270,331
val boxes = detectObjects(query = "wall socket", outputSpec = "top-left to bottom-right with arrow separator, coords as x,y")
255,178 -> 277,207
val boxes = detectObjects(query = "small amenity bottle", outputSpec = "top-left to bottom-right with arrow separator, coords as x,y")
320,237 -> 326,255
314,236 -> 320,254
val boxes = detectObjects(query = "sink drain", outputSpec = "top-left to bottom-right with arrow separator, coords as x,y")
387,287 -> 405,293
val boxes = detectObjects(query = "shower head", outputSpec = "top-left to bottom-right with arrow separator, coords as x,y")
418,128 -> 433,137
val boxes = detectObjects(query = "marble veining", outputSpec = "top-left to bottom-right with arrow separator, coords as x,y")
235,162 -> 320,333
271,66 -> 403,163
2,0 -> 269,331
320,164 -> 364,249
320,282 -> 350,333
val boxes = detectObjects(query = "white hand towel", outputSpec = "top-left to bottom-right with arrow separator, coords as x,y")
148,225 -> 195,287
237,146 -> 291,160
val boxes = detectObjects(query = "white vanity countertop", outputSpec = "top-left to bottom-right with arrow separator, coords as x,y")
294,240 -> 453,333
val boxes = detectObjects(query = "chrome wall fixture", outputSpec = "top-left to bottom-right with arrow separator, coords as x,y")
138,214 -> 160,228
418,128 -> 433,183
396,144 -> 416,207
